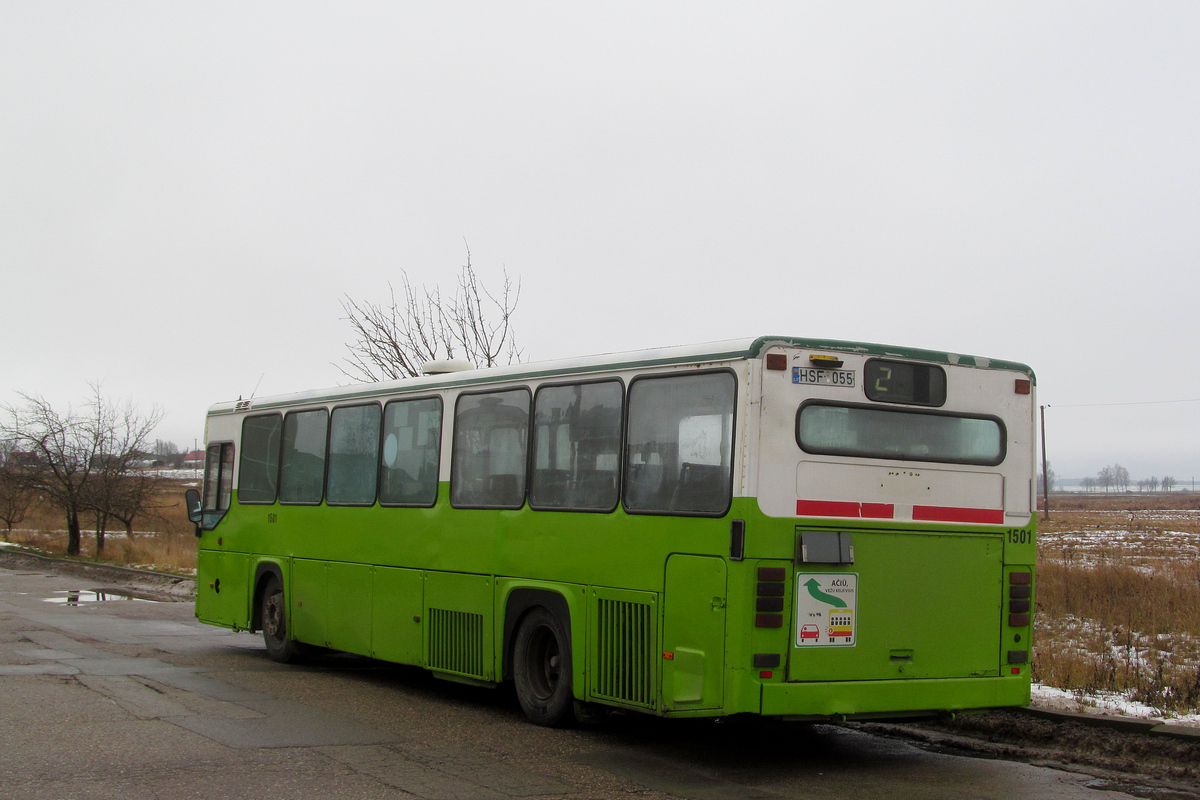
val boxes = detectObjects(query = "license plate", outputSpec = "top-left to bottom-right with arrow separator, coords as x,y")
793,367 -> 856,387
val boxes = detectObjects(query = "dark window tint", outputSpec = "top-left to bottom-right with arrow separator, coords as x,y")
327,404 -> 381,505
530,381 -> 622,511
380,397 -> 442,506
203,442 -> 234,511
864,359 -> 947,406
797,402 -> 1005,466
624,372 -> 736,515
238,414 -> 281,503
279,409 -> 329,504
451,389 -> 530,508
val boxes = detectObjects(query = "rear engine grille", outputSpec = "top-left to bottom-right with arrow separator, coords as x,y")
593,598 -> 654,708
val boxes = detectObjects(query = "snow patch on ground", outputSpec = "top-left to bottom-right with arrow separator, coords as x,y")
1031,683 -> 1200,727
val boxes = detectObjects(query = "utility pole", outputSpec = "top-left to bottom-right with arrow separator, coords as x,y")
1040,405 -> 1050,521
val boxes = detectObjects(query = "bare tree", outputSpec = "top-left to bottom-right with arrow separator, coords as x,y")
0,387 -> 162,556
0,441 -> 34,540
339,247 -> 522,382
83,397 -> 164,552
1163,475 -> 1177,492
1113,464 -> 1131,492
1082,476 -> 1097,493
1098,466 -> 1113,493
1037,463 -> 1056,494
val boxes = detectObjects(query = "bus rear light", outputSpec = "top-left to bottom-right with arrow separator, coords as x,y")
766,353 -> 787,370
662,651 -> 674,660
1009,599 -> 1030,614
1015,379 -> 1031,395
757,582 -> 785,597
1009,585 -> 1032,600
1007,650 -> 1028,664
1009,571 -> 1032,585
1011,667 -> 1021,675
760,670 -> 773,679
756,614 -> 783,628
758,567 -> 786,582
1008,613 -> 1030,628
757,597 -> 784,612
753,653 -> 781,668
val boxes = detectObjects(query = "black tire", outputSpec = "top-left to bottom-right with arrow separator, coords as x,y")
512,606 -> 573,726
261,576 -> 305,663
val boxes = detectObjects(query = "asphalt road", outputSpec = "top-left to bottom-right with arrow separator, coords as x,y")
0,564 -> 1179,800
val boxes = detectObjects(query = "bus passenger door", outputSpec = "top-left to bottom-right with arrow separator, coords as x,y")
662,554 -> 727,711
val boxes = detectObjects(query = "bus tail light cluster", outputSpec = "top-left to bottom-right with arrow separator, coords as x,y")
1006,570 -> 1031,667
756,567 -> 786,628
1008,571 -> 1032,628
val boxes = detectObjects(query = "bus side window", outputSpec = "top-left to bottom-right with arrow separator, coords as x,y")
239,414 -> 282,504
203,442 -> 235,511
380,397 -> 442,507
623,372 -> 736,516
451,389 -> 530,509
327,404 -> 381,506
529,380 -> 622,512
279,409 -> 329,504
200,441 -> 235,529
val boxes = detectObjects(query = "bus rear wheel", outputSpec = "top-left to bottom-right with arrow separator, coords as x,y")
261,576 -> 304,663
513,607 -> 573,726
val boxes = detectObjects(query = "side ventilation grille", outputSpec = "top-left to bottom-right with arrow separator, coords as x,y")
428,608 -> 485,678
593,597 -> 654,708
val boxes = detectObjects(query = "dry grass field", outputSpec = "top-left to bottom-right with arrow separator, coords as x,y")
1,478 -> 198,575
1034,493 -> 1200,718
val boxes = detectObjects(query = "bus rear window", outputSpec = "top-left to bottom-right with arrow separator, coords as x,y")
796,402 -> 1005,466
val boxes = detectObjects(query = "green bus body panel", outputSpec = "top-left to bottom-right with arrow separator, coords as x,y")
787,533 -> 1003,683
291,558 -> 327,647
197,491 -> 1034,718
662,555 -> 726,710
372,567 -> 424,664
195,550 -> 250,629
761,675 -> 1031,717
327,561 -> 373,654
424,571 -> 494,681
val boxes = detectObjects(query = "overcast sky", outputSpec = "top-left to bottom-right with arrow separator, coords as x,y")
2,3 -> 1198,482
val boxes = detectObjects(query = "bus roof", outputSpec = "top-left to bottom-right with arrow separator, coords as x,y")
209,335 -> 1035,416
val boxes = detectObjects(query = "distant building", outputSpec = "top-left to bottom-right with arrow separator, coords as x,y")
182,450 -> 205,469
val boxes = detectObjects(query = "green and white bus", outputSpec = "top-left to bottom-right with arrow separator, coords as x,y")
187,336 -> 1037,725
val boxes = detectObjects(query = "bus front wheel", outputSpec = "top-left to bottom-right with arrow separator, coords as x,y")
513,606 -> 573,726
261,576 -> 304,663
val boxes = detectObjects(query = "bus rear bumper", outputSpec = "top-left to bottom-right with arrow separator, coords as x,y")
760,675 -> 1031,719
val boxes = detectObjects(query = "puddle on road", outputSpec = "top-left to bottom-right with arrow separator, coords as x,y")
44,589 -> 159,606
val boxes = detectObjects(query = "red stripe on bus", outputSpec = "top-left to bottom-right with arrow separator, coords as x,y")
795,500 -> 896,519
913,505 -> 1004,524
796,500 -> 861,518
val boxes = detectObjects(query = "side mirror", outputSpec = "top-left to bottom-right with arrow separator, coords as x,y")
185,489 -> 202,524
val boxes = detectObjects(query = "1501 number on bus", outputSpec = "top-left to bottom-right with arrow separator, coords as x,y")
793,367 -> 855,387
